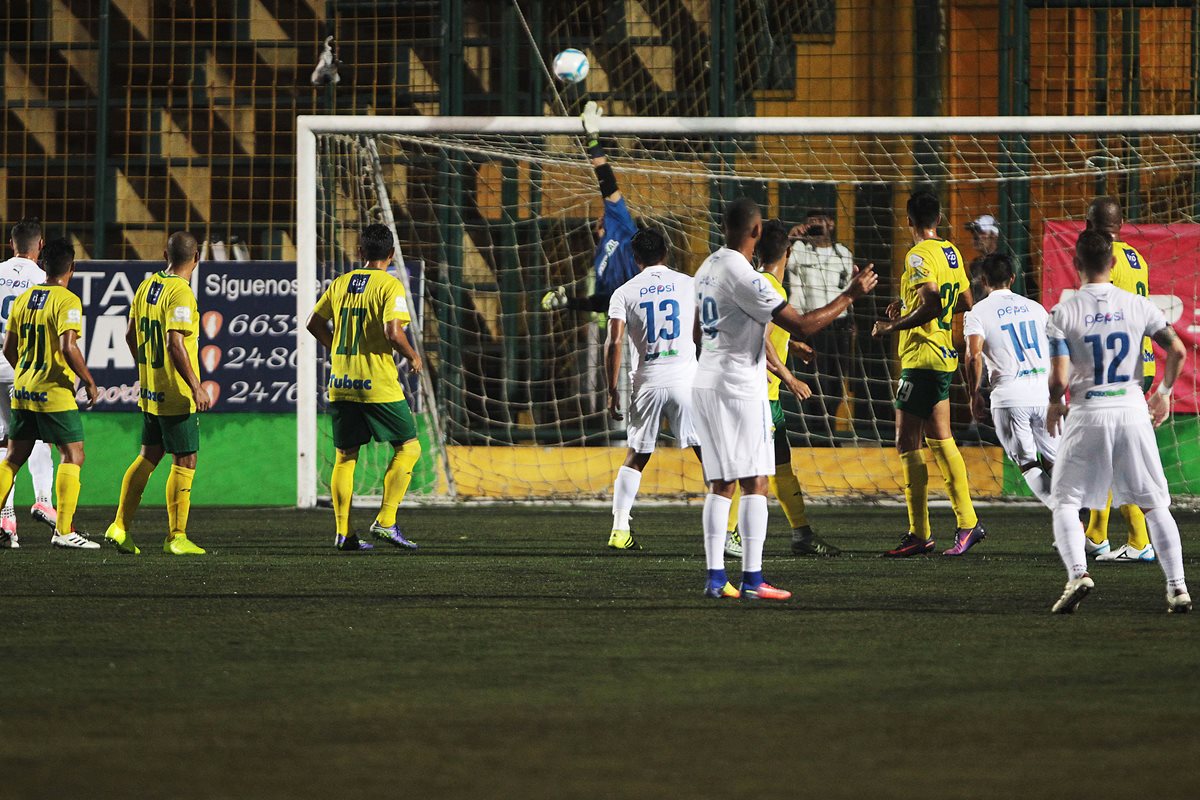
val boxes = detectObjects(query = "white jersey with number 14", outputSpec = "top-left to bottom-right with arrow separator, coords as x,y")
962,288 -> 1050,409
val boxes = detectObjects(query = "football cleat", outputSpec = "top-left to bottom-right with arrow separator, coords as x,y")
163,535 -> 206,556
703,581 -> 741,599
791,527 -> 841,557
540,286 -> 569,311
1167,589 -> 1192,614
1096,543 -> 1156,563
607,528 -> 642,551
1051,574 -> 1095,614
1084,538 -> 1111,557
370,521 -> 418,550
942,524 -> 987,556
51,530 -> 100,550
741,582 -> 792,601
335,533 -> 373,551
883,532 -> 935,558
724,526 -> 743,558
31,501 -> 57,529
1,515 -> 18,549
104,523 -> 141,555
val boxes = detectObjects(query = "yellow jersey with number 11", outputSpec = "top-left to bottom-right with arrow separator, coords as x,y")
9,284 -> 84,413
131,271 -> 201,416
1110,239 -> 1155,380
898,238 -> 968,373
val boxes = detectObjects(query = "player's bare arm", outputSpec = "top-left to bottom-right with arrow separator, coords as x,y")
964,333 -> 987,422
873,282 -> 940,337
775,264 -> 877,339
604,317 -> 625,420
955,286 -> 975,313
788,339 -> 816,364
384,319 -> 422,374
765,324 -> 811,401
1149,324 -> 1186,427
1,326 -> 16,369
1046,355 -> 1070,436
124,316 -> 139,362
305,310 -> 334,351
168,329 -> 211,412
59,329 -> 98,408
582,101 -> 621,202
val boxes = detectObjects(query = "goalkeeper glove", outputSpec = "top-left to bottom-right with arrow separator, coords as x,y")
581,100 -> 604,156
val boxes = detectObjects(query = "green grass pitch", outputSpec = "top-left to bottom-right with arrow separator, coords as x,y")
4,504 -> 1198,798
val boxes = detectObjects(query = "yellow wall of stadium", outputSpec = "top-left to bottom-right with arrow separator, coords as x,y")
442,445 -> 1006,500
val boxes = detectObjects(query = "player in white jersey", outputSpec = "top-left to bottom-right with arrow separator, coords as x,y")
1044,230 -> 1190,614
604,228 -> 703,551
963,253 -> 1056,507
0,219 -> 58,549
693,198 -> 877,601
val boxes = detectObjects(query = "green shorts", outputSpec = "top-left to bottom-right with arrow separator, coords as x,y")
769,398 -> 791,465
894,368 -> 953,419
1143,375 -> 1153,394
142,412 -> 200,454
330,400 -> 417,450
9,408 -> 83,445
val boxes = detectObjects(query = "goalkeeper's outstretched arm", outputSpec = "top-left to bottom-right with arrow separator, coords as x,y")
583,100 -> 621,203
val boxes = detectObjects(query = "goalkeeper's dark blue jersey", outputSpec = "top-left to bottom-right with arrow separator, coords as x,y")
593,196 -> 638,295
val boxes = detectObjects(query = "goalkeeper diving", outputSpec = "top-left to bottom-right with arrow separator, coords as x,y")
541,101 -> 638,313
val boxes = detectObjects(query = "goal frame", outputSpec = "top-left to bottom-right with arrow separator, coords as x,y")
295,113 -> 1200,508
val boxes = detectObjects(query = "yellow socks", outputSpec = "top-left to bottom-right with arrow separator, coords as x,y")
770,467 -> 809,528
331,451 -> 357,535
1085,495 -> 1112,544
55,463 -> 81,533
900,450 -> 931,540
926,437 -> 979,530
377,440 -> 421,527
115,455 -> 155,530
166,465 -> 195,540
726,484 -> 741,533
0,461 -> 16,509
1119,504 -> 1150,550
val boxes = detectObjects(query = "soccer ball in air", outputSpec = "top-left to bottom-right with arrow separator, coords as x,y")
552,49 -> 589,83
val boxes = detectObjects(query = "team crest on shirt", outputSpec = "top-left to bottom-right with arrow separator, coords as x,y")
907,254 -> 928,279
147,283 -> 164,305
67,309 -> 81,323
1124,248 -> 1141,269
28,289 -> 49,309
174,305 -> 192,323
348,274 -> 370,294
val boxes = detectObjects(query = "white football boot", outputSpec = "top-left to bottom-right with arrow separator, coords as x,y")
724,527 -> 743,559
1167,589 -> 1192,614
1096,543 -> 1155,563
1084,538 -> 1111,557
1051,574 -> 1095,614
51,530 -> 100,549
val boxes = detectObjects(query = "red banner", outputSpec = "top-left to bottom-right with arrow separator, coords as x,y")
1042,221 -> 1200,413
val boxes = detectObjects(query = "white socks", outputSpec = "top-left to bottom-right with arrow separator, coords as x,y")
1144,507 -> 1188,593
611,466 -> 642,530
1053,504 -> 1088,580
702,493 -> 732,570
28,442 -> 54,504
738,493 -> 769,574
1022,466 -> 1053,508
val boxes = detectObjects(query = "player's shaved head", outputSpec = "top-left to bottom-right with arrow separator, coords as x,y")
166,231 -> 199,266
360,223 -> 394,261
41,237 -> 75,277
979,252 -> 1015,289
906,190 -> 941,230
1085,196 -> 1123,240
723,197 -> 762,248
1074,229 -> 1115,277
756,219 -> 790,266
630,227 -> 667,268
10,218 -> 42,254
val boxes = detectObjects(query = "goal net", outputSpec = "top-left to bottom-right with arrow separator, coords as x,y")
296,115 -> 1200,506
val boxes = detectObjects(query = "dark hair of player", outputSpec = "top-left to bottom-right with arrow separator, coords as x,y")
723,197 -> 761,246
360,223 -> 394,261
1075,229 -> 1114,275
630,228 -> 667,268
166,231 -> 199,266
978,252 -> 1015,288
1085,196 -> 1122,240
906,190 -> 941,230
756,219 -> 791,266
41,238 -> 75,277
10,218 -> 42,253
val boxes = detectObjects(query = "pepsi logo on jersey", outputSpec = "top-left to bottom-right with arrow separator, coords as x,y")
1085,311 -> 1126,325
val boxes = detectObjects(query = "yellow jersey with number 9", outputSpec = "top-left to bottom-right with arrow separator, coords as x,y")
131,271 -> 200,415
9,284 -> 84,413
312,268 -> 411,404
763,272 -> 790,401
1110,239 -> 1155,380
898,238 -> 968,373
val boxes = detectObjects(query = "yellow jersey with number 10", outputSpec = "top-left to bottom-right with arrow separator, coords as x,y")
312,268 -> 411,404
1110,239 -> 1155,380
763,272 -> 790,401
131,271 -> 201,415
9,284 -> 84,413
898,238 -> 968,373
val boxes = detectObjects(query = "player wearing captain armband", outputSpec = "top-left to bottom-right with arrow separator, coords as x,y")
603,228 -> 705,551
693,199 -> 877,601
1044,230 -> 1190,614
306,224 -> 423,552
0,238 -> 99,550
873,190 -> 984,558
105,232 -> 211,556
963,253 -> 1056,508
1079,196 -> 1158,563
541,101 -> 638,314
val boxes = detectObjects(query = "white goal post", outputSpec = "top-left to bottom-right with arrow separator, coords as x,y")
295,114 -> 1200,509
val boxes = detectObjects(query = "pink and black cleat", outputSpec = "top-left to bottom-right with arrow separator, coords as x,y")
942,524 -> 987,556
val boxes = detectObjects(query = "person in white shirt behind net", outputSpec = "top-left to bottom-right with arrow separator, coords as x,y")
1043,229 -> 1190,615
785,210 -> 856,441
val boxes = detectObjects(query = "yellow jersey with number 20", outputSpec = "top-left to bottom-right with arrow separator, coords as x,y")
9,284 -> 84,413
312,268 -> 411,404
1109,239 -> 1155,380
763,272 -> 790,401
898,238 -> 968,373
131,271 -> 201,416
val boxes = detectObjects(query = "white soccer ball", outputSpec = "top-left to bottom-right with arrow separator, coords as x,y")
552,49 -> 589,84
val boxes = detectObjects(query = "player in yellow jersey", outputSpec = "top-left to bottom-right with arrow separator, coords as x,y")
305,224 -> 423,551
104,232 -> 210,556
873,190 -> 984,557
0,239 -> 99,549
1080,196 -> 1157,563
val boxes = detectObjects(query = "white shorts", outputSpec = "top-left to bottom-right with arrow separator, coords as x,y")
626,385 -> 700,454
0,381 -> 11,439
991,405 -> 1058,468
1051,407 -> 1170,511
691,386 -> 775,482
